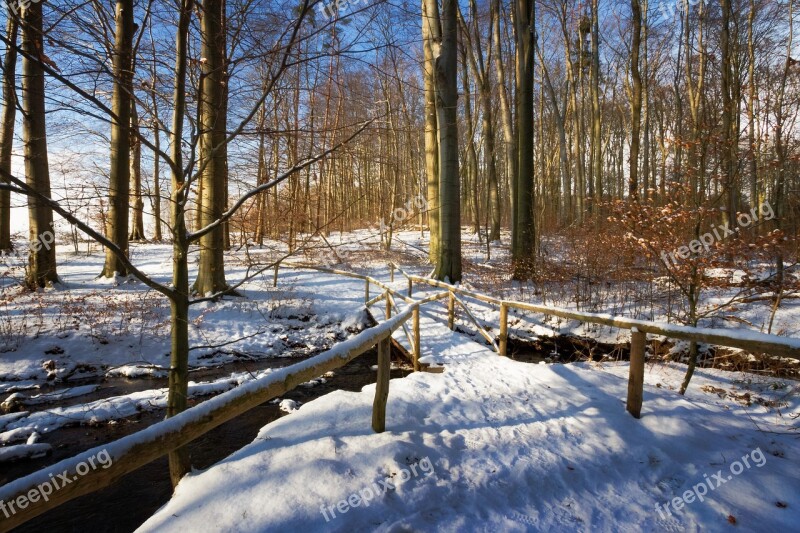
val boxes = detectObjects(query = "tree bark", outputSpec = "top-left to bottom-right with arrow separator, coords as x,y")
193,0 -> 230,295
21,1 -> 58,288
0,10 -> 18,252
422,0 -> 440,263
427,0 -> 461,282
166,0 -> 192,487
101,0 -> 134,277
512,0 -> 535,279
628,0 -> 642,201
129,100 -> 146,241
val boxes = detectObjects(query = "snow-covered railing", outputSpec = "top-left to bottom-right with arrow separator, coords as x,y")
392,264 -> 800,419
0,306 -> 415,530
279,262 -> 449,371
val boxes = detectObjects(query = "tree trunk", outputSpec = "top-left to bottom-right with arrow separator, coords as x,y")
422,0 -> 440,262
129,100 -> 146,241
166,0 -> 192,487
427,0 -> 461,282
0,10 -> 18,252
101,0 -> 134,277
492,0 -> 516,231
628,0 -> 642,200
22,1 -> 58,288
590,0 -> 602,211
512,0 -> 535,279
193,0 -> 229,295
720,0 -> 737,229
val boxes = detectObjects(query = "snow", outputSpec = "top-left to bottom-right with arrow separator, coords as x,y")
1,231 -> 798,530
137,286 -> 800,532
0,443 -> 52,462
279,399 -> 299,413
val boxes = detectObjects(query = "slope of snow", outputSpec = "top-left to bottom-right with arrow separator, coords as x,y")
138,295 -> 799,532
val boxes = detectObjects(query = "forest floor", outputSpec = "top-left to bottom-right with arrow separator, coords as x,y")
1,229 -> 799,530
138,266 -> 799,532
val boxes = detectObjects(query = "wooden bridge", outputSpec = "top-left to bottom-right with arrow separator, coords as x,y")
1,262 -> 798,530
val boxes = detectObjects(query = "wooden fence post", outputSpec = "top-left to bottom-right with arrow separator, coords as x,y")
273,264 -> 279,287
499,302 -> 508,356
390,264 -> 395,282
372,337 -> 391,432
627,328 -> 646,419
447,291 -> 455,330
412,306 -> 421,371
408,278 -> 413,297
386,290 -> 391,319
365,279 -> 370,304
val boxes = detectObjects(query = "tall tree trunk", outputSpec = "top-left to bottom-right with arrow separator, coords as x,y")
151,91 -> 163,241
461,45 -> 480,235
0,10 -> 18,252
512,0 -> 535,279
628,0 -> 643,200
590,0 -> 602,211
492,0 -> 515,230
129,100 -> 146,241
720,0 -> 737,229
536,42 -> 570,226
422,0 -> 440,262
21,1 -> 58,288
101,0 -> 134,277
427,0 -> 461,282
460,0 -> 501,240
193,0 -> 229,295
746,0 -> 758,210
167,0 -> 192,487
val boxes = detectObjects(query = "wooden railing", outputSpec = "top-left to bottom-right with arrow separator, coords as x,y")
389,262 -> 800,419
4,261 -> 798,529
0,265 -> 433,531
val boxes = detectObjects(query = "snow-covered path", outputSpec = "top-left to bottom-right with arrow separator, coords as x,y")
137,275 -> 799,532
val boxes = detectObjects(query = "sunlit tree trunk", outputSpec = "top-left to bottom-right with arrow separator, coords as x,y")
628,0 -> 643,200
0,10 -> 17,252
426,0 -> 461,282
422,0 -> 440,262
101,0 -> 134,277
129,100 -> 146,241
21,1 -> 58,288
193,0 -> 229,295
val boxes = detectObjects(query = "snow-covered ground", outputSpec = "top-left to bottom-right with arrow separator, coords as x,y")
2,230 -> 799,531
138,281 -> 799,532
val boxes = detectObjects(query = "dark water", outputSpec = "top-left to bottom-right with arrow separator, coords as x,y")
3,349 -> 411,533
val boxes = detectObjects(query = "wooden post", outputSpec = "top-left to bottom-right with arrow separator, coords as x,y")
273,264 -> 279,287
372,337 -> 391,432
448,291 -> 455,330
627,328 -> 646,419
408,278 -> 413,297
412,306 -> 421,371
386,290 -> 391,319
365,279 -> 370,304
499,302 -> 508,356
390,264 -> 395,282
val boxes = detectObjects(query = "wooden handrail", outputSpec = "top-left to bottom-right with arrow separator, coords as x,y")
403,273 -> 800,361
0,305 -> 416,530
